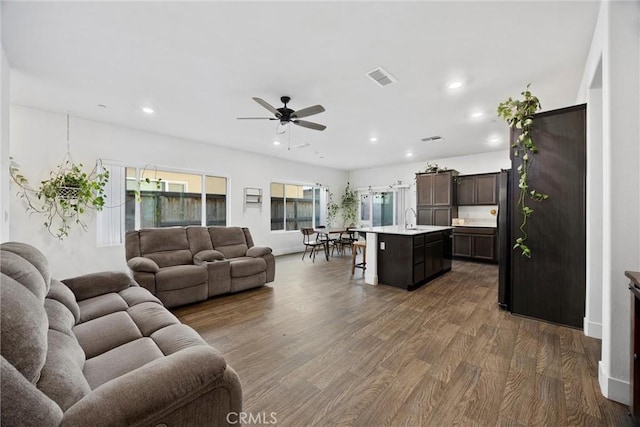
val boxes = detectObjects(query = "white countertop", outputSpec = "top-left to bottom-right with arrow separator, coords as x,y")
355,225 -> 453,235
452,224 -> 497,228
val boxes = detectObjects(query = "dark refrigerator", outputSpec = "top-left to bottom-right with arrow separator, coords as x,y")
497,169 -> 511,310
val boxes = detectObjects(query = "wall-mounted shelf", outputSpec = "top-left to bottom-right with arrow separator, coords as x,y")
244,187 -> 262,212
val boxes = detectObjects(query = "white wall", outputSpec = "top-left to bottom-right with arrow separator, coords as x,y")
577,0 -> 640,405
9,105 -> 348,278
1,38 -> 10,242
349,150 -> 510,214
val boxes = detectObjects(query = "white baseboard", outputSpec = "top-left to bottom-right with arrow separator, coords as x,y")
584,317 -> 603,339
598,361 -> 630,405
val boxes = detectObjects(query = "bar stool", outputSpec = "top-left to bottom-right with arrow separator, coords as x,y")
351,240 -> 366,275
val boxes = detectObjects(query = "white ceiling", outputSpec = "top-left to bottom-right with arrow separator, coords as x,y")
2,1 -> 600,171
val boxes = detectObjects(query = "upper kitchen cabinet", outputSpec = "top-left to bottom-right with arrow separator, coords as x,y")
416,171 -> 457,207
455,173 -> 499,205
416,171 -> 458,226
416,173 -> 434,205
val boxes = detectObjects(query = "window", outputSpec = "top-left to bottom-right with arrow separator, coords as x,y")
359,187 -> 405,227
270,183 -> 327,231
124,167 -> 227,231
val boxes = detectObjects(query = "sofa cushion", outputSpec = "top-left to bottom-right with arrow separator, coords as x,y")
37,330 -> 90,411
77,293 -> 129,324
246,246 -> 272,258
83,338 -> 165,390
139,227 -> 190,253
186,226 -> 214,254
151,324 -> 208,355
139,228 -> 193,268
209,227 -> 249,259
45,299 -> 76,339
74,312 -> 143,359
118,286 -> 162,307
229,257 -> 267,278
1,250 -> 49,301
47,280 -> 80,323
145,249 -> 194,269
127,257 -> 159,273
0,274 -> 48,384
127,302 -> 180,336
155,265 -> 207,292
1,242 -> 51,294
1,357 -> 63,427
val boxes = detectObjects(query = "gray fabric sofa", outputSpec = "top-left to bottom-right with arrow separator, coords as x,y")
125,226 -> 275,308
0,242 -> 242,427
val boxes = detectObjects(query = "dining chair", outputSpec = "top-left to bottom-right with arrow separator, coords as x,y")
316,225 -> 338,257
301,227 -> 327,262
337,230 -> 357,256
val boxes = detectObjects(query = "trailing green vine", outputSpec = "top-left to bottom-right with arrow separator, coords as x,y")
497,84 -> 547,258
10,157 -> 109,239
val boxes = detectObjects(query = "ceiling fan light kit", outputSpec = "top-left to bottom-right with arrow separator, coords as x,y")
238,96 -> 327,131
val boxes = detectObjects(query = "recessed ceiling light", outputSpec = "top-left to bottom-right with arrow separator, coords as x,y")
471,111 -> 483,118
142,107 -> 154,114
370,137 -> 378,142
487,136 -> 501,146
273,141 -> 281,146
447,81 -> 463,89
406,152 -> 414,157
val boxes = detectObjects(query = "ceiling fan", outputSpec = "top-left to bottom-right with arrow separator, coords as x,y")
237,96 -> 326,131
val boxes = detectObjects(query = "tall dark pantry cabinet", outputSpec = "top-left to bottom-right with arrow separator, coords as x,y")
506,104 -> 586,328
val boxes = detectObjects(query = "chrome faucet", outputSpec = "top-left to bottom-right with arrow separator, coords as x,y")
404,208 -> 417,229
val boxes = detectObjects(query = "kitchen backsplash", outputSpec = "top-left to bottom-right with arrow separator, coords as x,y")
454,205 -> 498,227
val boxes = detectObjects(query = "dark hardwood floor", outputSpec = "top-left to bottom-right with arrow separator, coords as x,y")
173,253 -> 631,426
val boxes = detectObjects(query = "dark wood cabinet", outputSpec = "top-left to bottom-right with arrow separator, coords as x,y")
509,104 -> 586,328
433,173 -> 453,205
416,171 -> 457,226
472,234 -> 496,260
377,231 -> 449,290
476,174 -> 499,205
452,227 -> 497,262
455,173 -> 499,206
453,234 -> 472,257
416,174 -> 434,206
456,176 -> 476,205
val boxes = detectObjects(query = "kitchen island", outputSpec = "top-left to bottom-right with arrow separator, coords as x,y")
356,225 -> 453,290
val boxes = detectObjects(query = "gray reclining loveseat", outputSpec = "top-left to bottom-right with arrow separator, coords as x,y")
125,226 -> 275,308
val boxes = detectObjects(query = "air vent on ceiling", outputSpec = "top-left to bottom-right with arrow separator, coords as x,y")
421,135 -> 443,142
367,67 -> 398,87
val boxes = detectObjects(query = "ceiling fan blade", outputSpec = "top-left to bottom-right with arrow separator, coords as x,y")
291,105 -> 325,119
252,97 -> 282,117
237,117 -> 278,120
293,119 -> 326,131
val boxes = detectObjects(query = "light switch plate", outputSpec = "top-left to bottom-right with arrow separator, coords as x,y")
380,242 -> 385,250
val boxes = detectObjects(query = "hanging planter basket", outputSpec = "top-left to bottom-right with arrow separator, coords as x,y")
8,114 -> 110,239
57,186 -> 81,201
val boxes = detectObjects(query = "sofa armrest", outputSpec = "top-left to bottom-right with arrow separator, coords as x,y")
62,272 -> 137,302
194,249 -> 225,264
60,346 -> 241,427
246,246 -> 272,258
127,256 -> 160,273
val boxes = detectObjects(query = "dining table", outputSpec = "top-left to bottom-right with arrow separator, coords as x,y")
313,228 -> 359,260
